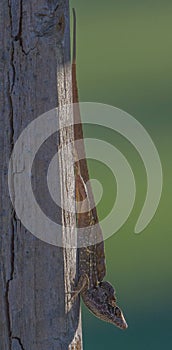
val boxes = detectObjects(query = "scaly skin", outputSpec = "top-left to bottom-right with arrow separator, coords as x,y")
72,8 -> 128,330
74,174 -> 128,329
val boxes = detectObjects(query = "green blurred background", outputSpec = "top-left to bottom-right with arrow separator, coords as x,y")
70,1 -> 172,349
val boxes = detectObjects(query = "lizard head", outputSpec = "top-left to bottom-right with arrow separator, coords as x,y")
112,305 -> 128,329
98,281 -> 128,329
82,281 -> 128,329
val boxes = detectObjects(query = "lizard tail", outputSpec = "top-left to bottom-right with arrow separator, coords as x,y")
72,8 -> 76,65
72,8 -> 79,104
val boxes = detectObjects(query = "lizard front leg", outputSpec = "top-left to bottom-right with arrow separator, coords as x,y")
69,273 -> 89,302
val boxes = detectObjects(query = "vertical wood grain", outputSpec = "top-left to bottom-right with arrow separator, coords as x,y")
0,1 -> 82,348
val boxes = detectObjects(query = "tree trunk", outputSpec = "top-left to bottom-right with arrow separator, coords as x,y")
0,1 -> 82,349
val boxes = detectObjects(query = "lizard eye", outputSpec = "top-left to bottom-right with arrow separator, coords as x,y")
115,307 -> 121,317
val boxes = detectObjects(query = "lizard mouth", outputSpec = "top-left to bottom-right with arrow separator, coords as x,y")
116,320 -> 128,330
114,306 -> 128,329
114,313 -> 128,329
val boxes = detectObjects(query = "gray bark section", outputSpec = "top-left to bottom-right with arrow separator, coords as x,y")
0,1 -> 82,349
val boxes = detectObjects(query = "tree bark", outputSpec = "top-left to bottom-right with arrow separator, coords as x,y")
0,1 -> 82,349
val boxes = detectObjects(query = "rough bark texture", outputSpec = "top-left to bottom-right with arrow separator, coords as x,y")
0,1 -> 82,349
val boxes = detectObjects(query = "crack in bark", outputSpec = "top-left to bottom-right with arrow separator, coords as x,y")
17,0 -> 23,50
6,71 -> 16,349
8,1 -> 16,95
5,213 -> 15,349
12,337 -> 25,350
54,2 -> 60,13
13,0 -> 34,55
11,0 -> 25,55
10,42 -> 15,94
9,0 -> 36,55
6,2 -> 17,348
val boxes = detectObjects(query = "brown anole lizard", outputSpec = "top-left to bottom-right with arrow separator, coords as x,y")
72,8 -> 128,330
